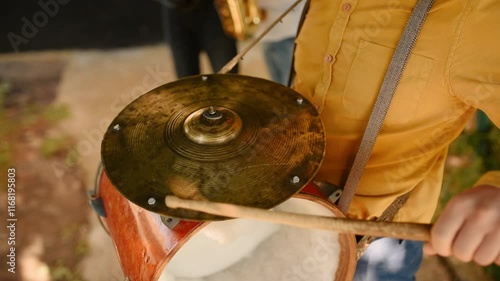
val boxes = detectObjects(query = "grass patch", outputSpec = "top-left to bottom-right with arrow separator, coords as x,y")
0,80 -> 73,160
485,266 -> 500,281
43,104 -> 71,123
51,260 -> 85,281
0,79 -> 74,192
40,136 -> 72,157
0,140 -> 11,166
0,81 -> 13,183
75,239 -> 90,258
61,223 -> 89,255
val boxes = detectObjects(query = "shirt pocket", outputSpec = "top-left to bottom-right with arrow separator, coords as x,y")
341,40 -> 434,125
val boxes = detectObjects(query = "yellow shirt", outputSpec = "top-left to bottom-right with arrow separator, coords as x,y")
293,0 -> 500,223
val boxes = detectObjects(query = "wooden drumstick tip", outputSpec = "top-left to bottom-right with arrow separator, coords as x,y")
165,196 -> 239,215
165,196 -> 182,209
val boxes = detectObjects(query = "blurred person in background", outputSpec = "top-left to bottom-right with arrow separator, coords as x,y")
257,0 -> 305,86
160,0 -> 238,78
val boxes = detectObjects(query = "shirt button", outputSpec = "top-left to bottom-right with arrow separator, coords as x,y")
324,54 -> 333,63
342,3 -> 351,11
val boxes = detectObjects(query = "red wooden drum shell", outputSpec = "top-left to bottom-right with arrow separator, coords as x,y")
97,170 -> 357,281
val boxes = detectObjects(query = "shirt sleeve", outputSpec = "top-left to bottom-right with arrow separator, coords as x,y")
474,171 -> 500,189
448,1 -> 500,189
447,0 -> 500,128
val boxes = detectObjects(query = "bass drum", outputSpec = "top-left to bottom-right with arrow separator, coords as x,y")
92,166 -> 357,281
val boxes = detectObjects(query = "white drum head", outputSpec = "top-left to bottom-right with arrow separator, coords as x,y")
159,198 -> 341,281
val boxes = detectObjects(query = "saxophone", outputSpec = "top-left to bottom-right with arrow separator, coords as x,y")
214,0 -> 263,40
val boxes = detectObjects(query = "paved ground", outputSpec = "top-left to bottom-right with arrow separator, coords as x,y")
0,43 -> 493,281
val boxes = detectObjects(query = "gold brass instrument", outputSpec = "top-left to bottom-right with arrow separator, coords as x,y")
214,0 -> 263,40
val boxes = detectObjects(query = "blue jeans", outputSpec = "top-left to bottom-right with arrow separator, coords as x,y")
354,238 -> 424,281
262,37 -> 295,86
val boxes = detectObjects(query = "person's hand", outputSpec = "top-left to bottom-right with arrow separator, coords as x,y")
423,185 -> 500,266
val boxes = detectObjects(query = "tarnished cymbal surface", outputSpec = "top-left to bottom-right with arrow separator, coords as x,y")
101,74 -> 325,220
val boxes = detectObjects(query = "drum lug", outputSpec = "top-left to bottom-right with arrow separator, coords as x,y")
161,216 -> 180,230
88,190 -> 107,218
313,180 -> 343,204
328,189 -> 343,204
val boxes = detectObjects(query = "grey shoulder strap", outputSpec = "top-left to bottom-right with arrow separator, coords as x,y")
338,0 -> 436,214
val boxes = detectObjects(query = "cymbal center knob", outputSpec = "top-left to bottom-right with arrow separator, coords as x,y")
202,106 -> 222,120
184,107 -> 243,145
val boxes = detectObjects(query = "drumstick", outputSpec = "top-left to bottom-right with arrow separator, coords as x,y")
165,196 -> 431,241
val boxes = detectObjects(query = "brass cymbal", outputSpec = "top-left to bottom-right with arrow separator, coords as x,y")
101,74 -> 325,221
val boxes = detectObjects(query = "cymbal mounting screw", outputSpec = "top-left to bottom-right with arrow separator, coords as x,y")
202,106 -> 222,120
208,106 -> 216,115
147,197 -> 156,205
296,98 -> 303,105
202,76 -> 208,81
113,124 -> 120,131
291,176 -> 300,184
